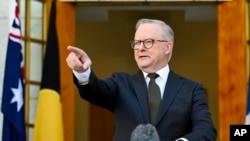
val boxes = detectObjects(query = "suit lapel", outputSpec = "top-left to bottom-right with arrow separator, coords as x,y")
131,71 -> 151,123
155,70 -> 184,125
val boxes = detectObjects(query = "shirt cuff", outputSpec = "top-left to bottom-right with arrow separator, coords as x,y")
175,138 -> 188,141
73,67 -> 91,85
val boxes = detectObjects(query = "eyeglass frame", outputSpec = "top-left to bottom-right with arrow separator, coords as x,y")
130,38 -> 169,50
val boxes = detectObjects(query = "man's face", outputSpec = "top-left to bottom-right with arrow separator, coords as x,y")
133,23 -> 173,73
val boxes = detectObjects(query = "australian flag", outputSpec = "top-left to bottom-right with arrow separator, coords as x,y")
246,78 -> 250,124
1,0 -> 26,141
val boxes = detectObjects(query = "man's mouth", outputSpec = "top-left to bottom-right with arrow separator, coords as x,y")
139,55 -> 149,59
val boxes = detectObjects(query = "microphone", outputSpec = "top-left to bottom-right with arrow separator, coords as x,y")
130,124 -> 160,141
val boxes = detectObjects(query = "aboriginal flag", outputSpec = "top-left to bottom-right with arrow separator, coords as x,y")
32,1 -> 64,141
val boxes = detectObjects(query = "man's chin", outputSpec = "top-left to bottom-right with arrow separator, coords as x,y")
138,64 -> 151,71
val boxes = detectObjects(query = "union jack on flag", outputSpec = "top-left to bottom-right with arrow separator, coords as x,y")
1,0 -> 26,141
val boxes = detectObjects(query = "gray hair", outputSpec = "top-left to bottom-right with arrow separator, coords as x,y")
135,18 -> 174,43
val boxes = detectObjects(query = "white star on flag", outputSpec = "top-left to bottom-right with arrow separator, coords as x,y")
10,78 -> 24,112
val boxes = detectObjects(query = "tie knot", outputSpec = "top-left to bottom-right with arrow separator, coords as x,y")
148,73 -> 159,79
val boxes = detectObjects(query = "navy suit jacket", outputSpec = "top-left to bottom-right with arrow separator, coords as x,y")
74,69 -> 217,141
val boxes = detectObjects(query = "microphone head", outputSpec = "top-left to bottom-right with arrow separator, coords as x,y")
130,124 -> 160,141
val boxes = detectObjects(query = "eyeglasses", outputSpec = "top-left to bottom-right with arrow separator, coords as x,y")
130,38 -> 168,50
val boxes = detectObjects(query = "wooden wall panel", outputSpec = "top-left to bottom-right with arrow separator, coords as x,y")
57,1 -> 75,141
218,0 -> 247,141
90,105 -> 114,141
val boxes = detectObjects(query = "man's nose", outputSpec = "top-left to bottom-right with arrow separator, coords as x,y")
137,41 -> 145,50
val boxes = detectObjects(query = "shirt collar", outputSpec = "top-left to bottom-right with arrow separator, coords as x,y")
142,64 -> 170,80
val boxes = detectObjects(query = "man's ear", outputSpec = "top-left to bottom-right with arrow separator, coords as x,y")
165,42 -> 173,54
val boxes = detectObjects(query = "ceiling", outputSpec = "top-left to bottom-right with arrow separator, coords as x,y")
76,5 -> 217,22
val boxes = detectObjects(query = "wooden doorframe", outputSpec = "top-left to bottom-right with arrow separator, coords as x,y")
218,0 -> 248,141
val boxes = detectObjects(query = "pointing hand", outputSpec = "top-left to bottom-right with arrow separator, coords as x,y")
66,46 -> 92,73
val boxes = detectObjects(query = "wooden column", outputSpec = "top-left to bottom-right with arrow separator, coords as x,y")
218,0 -> 247,141
57,1 -> 75,141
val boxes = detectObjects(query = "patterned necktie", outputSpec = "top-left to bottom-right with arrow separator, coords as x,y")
148,73 -> 161,123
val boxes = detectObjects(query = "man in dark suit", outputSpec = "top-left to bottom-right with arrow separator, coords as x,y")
66,18 -> 217,141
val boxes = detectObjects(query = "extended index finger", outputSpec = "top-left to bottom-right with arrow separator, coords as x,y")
68,46 -> 82,53
67,46 -> 87,58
